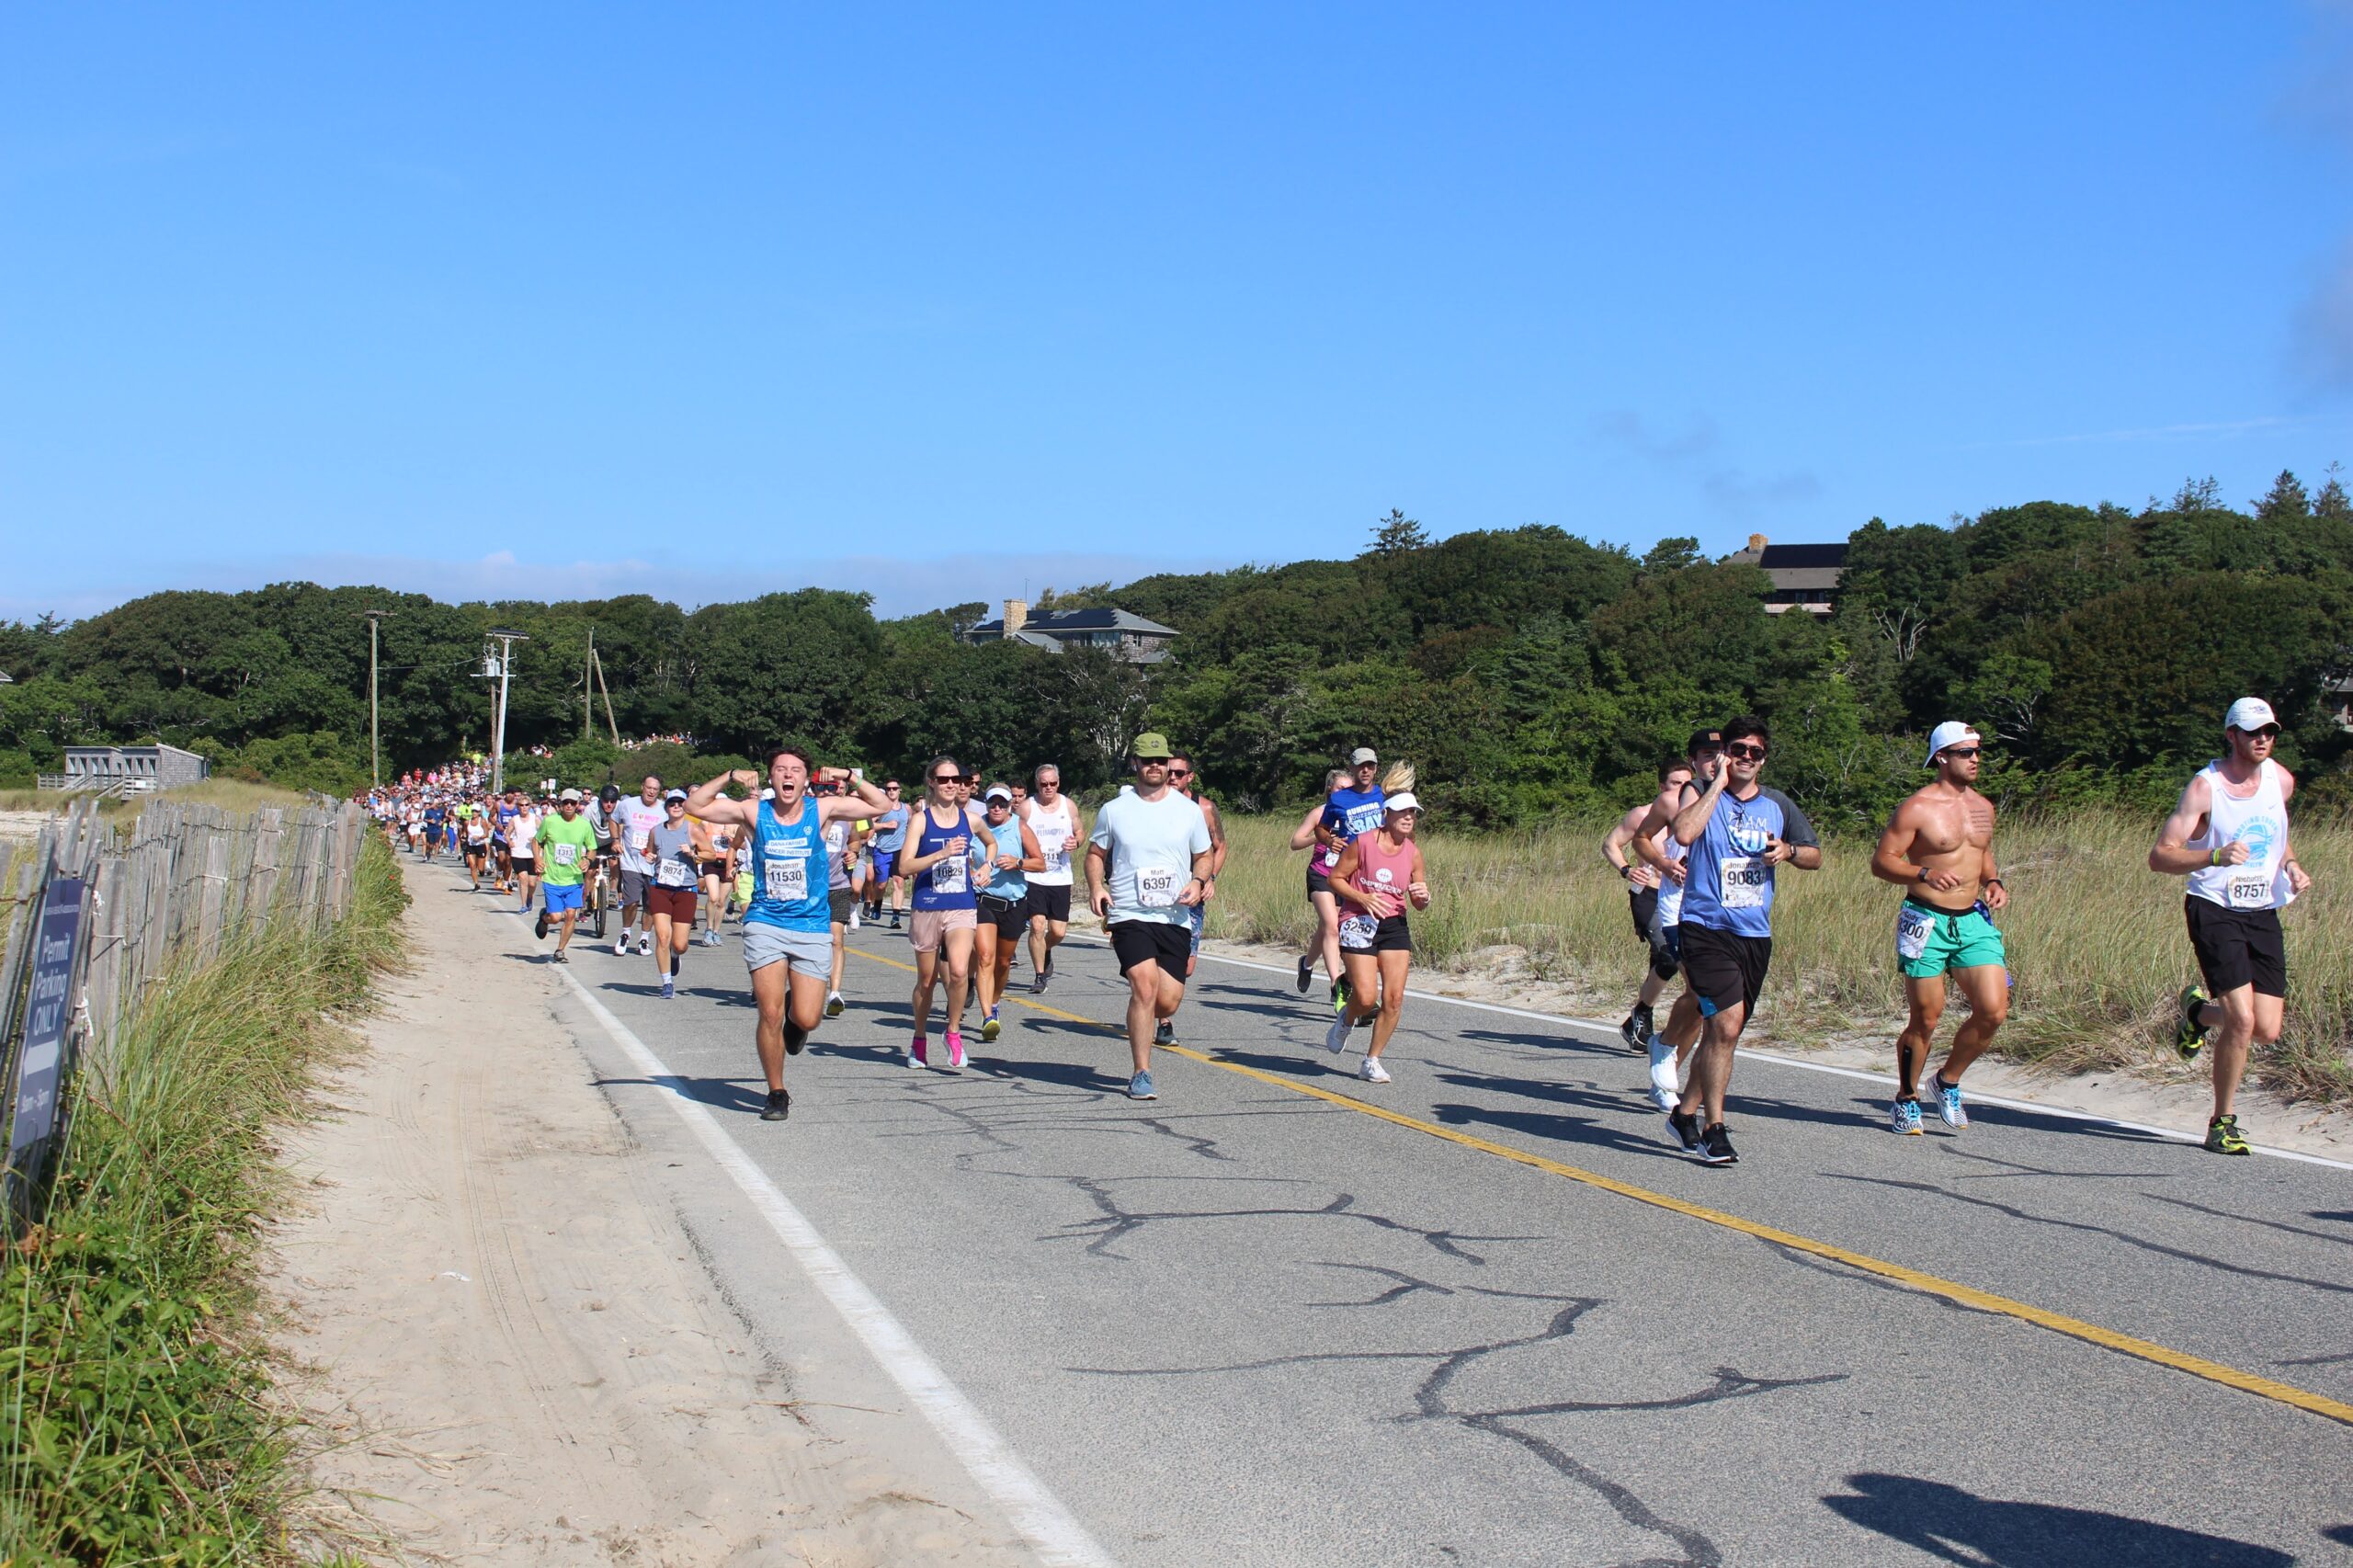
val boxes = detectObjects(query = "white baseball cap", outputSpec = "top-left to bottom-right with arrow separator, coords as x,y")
1924,722 -> 1983,767
1349,746 -> 1379,765
984,784 -> 1013,803
2224,697 -> 2278,732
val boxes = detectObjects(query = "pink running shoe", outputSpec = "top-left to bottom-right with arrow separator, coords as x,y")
908,1035 -> 928,1068
945,1031 -> 967,1071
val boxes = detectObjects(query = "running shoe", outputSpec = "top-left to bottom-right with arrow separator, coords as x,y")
908,1036 -> 927,1069
1620,1010 -> 1646,1051
2204,1113 -> 2250,1155
888,912 -> 902,930
614,937 -> 629,957
824,992 -> 845,1019
1925,1071 -> 1968,1129
1128,1070 -> 1157,1100
535,910 -> 550,941
945,1032 -> 966,1071
983,1011 -> 1002,1043
1030,970 -> 1048,994
2174,985 -> 2211,1062
1296,954 -> 1314,994
1890,1097 -> 1924,1136
847,905 -> 861,931
1665,1108 -> 1703,1153
785,1018 -> 808,1056
661,977 -> 674,1000
551,949 -> 569,964
1359,1057 -> 1392,1085
1646,1035 -> 1680,1113
760,1088 -> 791,1121
1699,1123 -> 1739,1165
1155,1018 -> 1174,1046
1324,1013 -> 1352,1054
637,932 -> 654,957
1332,978 -> 1350,1016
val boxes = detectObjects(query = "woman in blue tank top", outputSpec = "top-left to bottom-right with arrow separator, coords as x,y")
900,757 -> 990,1069
972,784 -> 1045,1044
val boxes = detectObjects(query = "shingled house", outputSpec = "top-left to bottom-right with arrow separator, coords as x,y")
1723,533 -> 1848,615
961,600 -> 1180,664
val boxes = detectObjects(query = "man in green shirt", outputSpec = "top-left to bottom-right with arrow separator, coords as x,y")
534,789 -> 599,962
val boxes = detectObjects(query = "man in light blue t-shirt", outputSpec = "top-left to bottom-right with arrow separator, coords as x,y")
1086,733 -> 1213,1102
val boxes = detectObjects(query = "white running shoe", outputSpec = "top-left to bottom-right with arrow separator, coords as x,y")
637,932 -> 654,957
1324,1014 -> 1351,1054
1647,1034 -> 1681,1112
1358,1057 -> 1391,1084
613,937 -> 628,957
848,905 -> 861,931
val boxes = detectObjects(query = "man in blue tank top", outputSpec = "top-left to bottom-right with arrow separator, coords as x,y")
1665,715 -> 1821,1167
683,748 -> 897,1123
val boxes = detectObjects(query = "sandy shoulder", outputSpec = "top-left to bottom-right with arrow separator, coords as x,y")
265,875 -> 1030,1566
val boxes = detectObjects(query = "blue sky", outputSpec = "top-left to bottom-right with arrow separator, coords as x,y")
6,3 -> 2350,619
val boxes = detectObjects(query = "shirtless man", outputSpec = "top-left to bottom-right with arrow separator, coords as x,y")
1606,755 -> 1694,1052
1869,722 -> 2010,1135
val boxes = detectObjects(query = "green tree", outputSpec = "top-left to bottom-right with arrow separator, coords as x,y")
1366,508 -> 1430,558
2254,469 -> 2311,521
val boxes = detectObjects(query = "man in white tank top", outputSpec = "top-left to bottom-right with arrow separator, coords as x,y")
2150,698 -> 2313,1155
1020,764 -> 1086,994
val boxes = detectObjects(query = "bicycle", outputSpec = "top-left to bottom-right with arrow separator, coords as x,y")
585,856 -> 612,942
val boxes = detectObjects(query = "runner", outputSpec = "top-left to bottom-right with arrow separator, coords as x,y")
492,790 -> 517,891
1605,755 -> 1694,1054
901,756 -> 990,1070
2150,698 -> 2313,1155
531,789 -> 597,962
1290,767 -> 1352,1002
1086,733 -> 1214,1100
973,783 -> 1044,1041
1156,753 -> 1228,1044
683,753 -> 894,1121
462,801 -> 492,890
1302,748 -> 1387,1015
691,806 -> 733,947
508,793 -> 543,913
1020,764 -> 1085,993
611,775 -> 667,957
640,789 -> 700,999
866,780 -> 912,928
1870,722 -> 2011,1135
1630,732 -> 1722,1113
1322,790 -> 1432,1082
1663,716 -> 1823,1166
821,780 -> 870,1018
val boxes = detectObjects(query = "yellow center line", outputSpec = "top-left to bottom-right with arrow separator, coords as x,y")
847,943 -> 2353,1428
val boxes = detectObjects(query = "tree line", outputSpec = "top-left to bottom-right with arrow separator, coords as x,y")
4,468 -> 2347,828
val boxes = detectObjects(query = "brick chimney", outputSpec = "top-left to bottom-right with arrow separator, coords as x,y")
1005,598 -> 1029,634
1748,533 -> 1768,552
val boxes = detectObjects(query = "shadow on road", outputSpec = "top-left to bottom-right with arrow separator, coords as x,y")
1822,1473 -> 2294,1567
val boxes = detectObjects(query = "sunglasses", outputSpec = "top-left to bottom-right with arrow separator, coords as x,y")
1167,767 -> 1192,778
1725,743 -> 1768,760
931,772 -> 963,784
1943,747 -> 1983,760
2244,726 -> 2281,740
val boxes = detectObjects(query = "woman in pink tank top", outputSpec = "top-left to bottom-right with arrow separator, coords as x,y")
1324,790 -> 1431,1085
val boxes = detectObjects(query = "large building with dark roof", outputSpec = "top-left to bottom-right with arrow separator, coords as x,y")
961,600 -> 1180,664
1723,533 -> 1848,615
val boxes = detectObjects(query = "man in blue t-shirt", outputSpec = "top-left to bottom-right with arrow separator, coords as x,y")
1665,715 -> 1822,1167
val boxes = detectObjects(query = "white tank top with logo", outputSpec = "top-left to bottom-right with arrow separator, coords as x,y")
1028,799 -> 1078,886
2187,759 -> 2292,912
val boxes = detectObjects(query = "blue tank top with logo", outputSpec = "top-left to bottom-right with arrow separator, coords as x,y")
911,804 -> 978,912
747,798 -> 830,934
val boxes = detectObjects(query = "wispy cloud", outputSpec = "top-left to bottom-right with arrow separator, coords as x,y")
1592,410 -> 1821,518
0,548 -> 1241,626
1966,415 -> 2312,449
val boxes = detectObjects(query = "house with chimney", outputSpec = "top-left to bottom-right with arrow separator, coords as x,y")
1723,533 -> 1848,615
960,599 -> 1180,664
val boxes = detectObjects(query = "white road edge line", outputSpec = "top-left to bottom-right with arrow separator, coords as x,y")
1051,935 -> 2353,1173
552,965 -> 1120,1568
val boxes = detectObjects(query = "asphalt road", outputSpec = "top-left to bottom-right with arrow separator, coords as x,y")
438,864 -> 2353,1567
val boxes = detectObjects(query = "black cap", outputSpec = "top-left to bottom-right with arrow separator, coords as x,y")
1688,728 -> 1723,756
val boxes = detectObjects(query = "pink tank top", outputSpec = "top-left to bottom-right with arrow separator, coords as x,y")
1351,831 -> 1416,908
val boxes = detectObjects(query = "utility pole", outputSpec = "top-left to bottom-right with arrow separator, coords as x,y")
593,645 -> 620,744
583,627 -> 596,740
358,609 -> 393,787
482,630 -> 529,796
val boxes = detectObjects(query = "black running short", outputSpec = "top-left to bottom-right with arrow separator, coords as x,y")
1340,914 -> 1413,954
1627,885 -> 1658,944
1306,869 -> 1332,897
1109,920 -> 1191,979
2185,897 -> 2286,999
977,892 -> 1028,938
1679,923 -> 1770,1019
1025,883 -> 1073,924
828,889 -> 857,926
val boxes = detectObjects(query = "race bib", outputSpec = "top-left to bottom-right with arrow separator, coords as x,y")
1895,903 -> 1934,961
1043,846 -> 1071,874
1719,856 -> 1767,909
656,859 -> 693,888
2227,874 -> 2272,910
551,843 -> 578,867
763,855 -> 810,904
1339,913 -> 1379,950
1137,866 -> 1179,909
931,855 -> 968,894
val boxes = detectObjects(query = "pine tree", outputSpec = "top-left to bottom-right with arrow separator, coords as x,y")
2314,461 -> 2351,521
1367,508 -> 1430,558
2253,469 -> 2310,521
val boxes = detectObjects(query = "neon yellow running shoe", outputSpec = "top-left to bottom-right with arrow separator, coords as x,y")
2173,985 -> 2211,1062
2204,1114 -> 2250,1155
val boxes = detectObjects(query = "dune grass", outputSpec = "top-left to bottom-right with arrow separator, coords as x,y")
0,834 -> 404,1564
1206,808 -> 2353,1104
0,779 -> 314,823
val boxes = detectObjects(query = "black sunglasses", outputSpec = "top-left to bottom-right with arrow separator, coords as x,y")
1943,747 -> 1983,760
1725,743 -> 1768,760
2243,725 -> 2281,740
931,772 -> 963,783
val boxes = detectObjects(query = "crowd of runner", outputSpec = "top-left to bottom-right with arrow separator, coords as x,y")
365,696 -> 2312,1165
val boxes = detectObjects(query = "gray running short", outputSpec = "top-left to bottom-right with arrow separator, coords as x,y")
620,868 -> 651,907
742,922 -> 833,977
